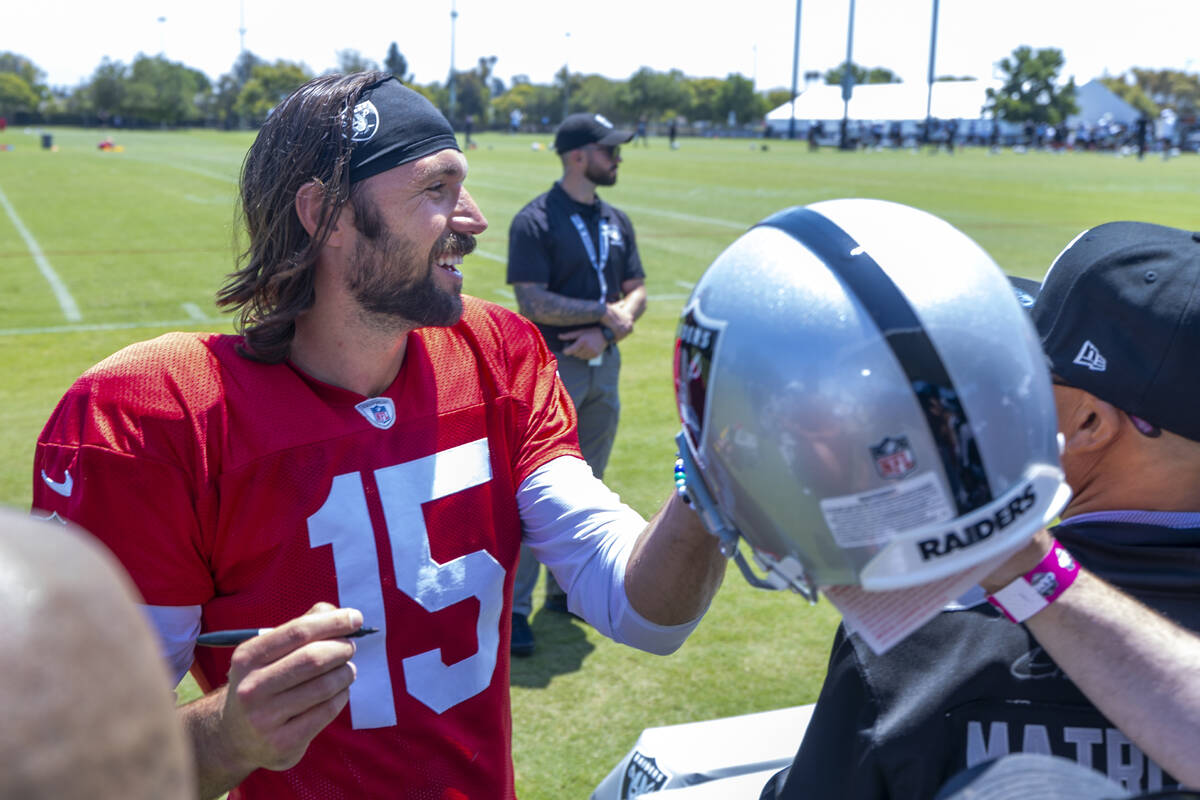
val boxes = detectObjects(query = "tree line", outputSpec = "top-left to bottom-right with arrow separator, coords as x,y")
0,44 -> 1195,132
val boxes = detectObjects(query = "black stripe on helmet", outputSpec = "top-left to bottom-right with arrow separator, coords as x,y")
757,206 -> 993,516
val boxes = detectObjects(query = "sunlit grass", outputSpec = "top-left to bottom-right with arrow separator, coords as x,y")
2,126 -> 1196,797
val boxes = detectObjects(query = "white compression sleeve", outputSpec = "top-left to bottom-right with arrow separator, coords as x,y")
517,456 -> 702,654
141,604 -> 201,685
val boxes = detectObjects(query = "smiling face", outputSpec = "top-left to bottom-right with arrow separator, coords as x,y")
344,148 -> 487,330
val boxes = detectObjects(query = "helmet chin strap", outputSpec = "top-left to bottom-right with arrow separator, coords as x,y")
674,432 -> 818,601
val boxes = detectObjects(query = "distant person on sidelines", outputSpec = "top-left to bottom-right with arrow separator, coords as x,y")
32,72 -> 725,799
505,111 -> 646,656
1136,115 -> 1150,160
1157,109 -> 1178,160
763,220 -> 1200,798
0,508 -> 195,799
635,115 -> 649,146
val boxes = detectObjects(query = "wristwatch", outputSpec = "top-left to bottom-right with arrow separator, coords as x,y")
601,326 -> 616,343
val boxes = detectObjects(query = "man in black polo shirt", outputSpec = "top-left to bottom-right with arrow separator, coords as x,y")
506,112 -> 646,654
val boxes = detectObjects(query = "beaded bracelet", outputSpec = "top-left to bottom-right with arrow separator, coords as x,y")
673,455 -> 692,505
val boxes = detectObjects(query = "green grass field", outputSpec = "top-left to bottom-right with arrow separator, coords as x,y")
1,125 -> 1197,797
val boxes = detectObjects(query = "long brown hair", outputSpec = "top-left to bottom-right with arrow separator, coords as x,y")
217,71 -> 389,362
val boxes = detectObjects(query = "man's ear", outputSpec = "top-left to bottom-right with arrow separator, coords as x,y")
295,181 -> 350,247
1061,390 -> 1123,457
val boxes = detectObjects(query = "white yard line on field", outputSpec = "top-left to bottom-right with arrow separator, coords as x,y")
182,303 -> 209,320
0,317 -> 226,338
616,202 -> 752,231
462,180 -> 754,232
471,248 -> 505,263
0,183 -> 82,322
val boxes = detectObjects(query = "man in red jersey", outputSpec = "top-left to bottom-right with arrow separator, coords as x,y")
31,72 -> 726,800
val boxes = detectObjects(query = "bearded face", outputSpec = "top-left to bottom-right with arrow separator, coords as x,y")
345,191 -> 475,330
583,145 -> 620,186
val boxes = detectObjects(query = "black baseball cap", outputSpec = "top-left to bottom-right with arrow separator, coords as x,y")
554,112 -> 634,154
1031,221 -> 1200,443
347,76 -> 460,184
1007,275 -> 1041,310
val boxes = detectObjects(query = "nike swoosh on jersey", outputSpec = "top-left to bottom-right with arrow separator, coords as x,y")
1010,645 -> 1062,680
41,469 -> 74,498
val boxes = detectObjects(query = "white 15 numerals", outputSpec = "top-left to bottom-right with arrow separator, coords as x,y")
308,438 -> 503,726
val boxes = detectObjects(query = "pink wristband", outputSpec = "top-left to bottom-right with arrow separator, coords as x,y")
987,539 -> 1079,623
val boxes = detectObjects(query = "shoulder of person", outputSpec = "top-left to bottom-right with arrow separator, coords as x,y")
603,202 -> 636,228
77,332 -> 233,403
509,191 -> 555,231
40,332 -> 239,461
453,297 -> 546,349
427,298 -> 556,394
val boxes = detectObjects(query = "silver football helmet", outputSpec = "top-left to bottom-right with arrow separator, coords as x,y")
674,199 -> 1070,599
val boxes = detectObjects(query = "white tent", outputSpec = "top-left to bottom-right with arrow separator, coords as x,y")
763,78 -> 1140,140
765,80 -> 998,132
1067,79 -> 1140,127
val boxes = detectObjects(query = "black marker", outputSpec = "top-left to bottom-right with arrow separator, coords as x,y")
196,627 -> 380,647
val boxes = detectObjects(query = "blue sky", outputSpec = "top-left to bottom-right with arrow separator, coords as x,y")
10,0 -> 1199,91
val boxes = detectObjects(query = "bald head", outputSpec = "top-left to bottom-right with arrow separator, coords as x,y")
0,509 -> 194,799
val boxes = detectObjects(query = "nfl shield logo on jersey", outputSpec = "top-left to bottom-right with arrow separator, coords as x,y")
355,397 -> 397,430
871,435 -> 916,479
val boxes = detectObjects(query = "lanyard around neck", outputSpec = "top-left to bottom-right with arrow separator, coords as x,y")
569,213 -> 610,302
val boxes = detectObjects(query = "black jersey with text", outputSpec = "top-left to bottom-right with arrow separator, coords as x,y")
763,518 -> 1200,799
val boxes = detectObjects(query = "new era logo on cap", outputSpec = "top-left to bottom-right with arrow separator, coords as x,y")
1031,221 -> 1200,442
1072,340 -> 1107,372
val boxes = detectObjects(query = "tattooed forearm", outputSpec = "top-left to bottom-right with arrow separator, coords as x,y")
512,283 -> 606,326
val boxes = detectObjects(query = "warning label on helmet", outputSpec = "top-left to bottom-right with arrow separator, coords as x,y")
820,472 -> 955,549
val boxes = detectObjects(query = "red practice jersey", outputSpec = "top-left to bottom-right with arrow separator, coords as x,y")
33,297 -> 580,799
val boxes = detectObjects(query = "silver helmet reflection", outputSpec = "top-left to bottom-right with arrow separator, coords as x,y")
674,199 -> 1069,599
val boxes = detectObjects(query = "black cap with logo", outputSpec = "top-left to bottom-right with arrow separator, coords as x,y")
554,113 -> 634,154
1030,221 -> 1200,442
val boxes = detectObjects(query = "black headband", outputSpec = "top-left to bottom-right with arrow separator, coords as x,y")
347,77 -> 460,184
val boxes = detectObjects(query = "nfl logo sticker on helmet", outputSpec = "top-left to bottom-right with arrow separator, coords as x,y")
350,99 -> 380,142
674,301 -> 725,465
871,436 -> 916,479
